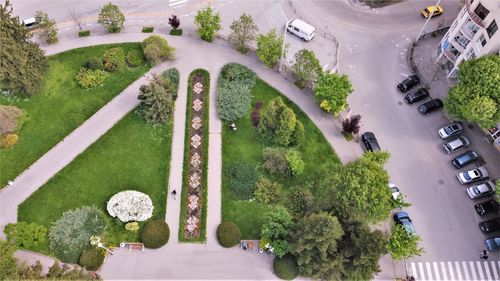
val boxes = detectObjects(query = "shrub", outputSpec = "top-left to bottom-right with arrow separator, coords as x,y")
48,206 -> 106,263
0,105 -> 23,135
138,73 -> 175,124
225,161 -> 258,200
273,255 -> 299,280
142,26 -> 154,33
1,133 -> 19,149
285,149 -> 304,176
168,14 -> 181,30
4,222 -> 47,249
216,222 -> 241,248
194,7 -> 221,42
140,220 -> 170,249
254,177 -> 283,204
263,147 -> 290,177
258,97 -> 303,146
162,68 -> 180,99
286,186 -> 313,219
169,29 -> 183,36
98,2 -> 125,33
141,35 -> 175,65
126,49 -> 144,67
289,120 -> 304,146
102,47 -> 125,72
220,63 -> 257,87
78,248 -> 104,271
85,57 -> 104,70
75,68 -> 107,88
125,222 -> 140,232
342,114 -> 361,135
78,30 -> 90,37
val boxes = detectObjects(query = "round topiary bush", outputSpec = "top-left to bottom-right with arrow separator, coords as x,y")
216,222 -> 241,248
79,248 -> 104,271
126,49 -> 144,67
273,254 -> 299,280
140,220 -> 169,249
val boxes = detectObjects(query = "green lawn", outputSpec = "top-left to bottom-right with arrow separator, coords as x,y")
0,43 -> 150,187
18,111 -> 173,252
222,79 -> 341,239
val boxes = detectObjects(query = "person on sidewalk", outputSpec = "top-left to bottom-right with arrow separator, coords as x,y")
480,249 -> 488,260
171,189 -> 177,199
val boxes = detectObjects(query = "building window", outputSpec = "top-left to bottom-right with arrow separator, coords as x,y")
487,20 -> 498,38
466,48 -> 476,59
478,34 -> 487,47
474,3 -> 490,20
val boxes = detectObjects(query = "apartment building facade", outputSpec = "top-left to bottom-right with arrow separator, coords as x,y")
435,0 -> 499,79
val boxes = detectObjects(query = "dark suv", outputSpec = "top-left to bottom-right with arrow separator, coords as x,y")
475,200 -> 499,216
479,218 -> 500,234
397,75 -> 420,93
452,150 -> 478,169
418,99 -> 443,114
405,88 -> 429,104
361,132 -> 380,152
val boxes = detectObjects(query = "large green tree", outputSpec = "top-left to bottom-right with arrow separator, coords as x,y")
0,0 -> 48,97
194,7 -> 221,42
0,239 -> 18,279
445,55 -> 500,129
229,13 -> 259,54
387,224 -> 424,260
314,72 -> 353,115
258,97 -> 304,146
138,73 -> 175,124
261,205 -> 293,258
289,212 -> 344,280
98,2 -> 125,33
256,28 -> 288,68
318,151 -> 392,223
35,10 -> 58,44
291,49 -> 322,89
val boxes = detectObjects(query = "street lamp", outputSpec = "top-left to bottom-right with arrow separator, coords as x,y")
416,0 -> 442,42
279,19 -> 293,73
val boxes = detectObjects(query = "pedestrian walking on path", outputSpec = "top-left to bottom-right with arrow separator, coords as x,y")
171,189 -> 177,199
479,249 -> 488,260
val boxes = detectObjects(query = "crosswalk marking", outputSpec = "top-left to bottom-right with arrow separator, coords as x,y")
426,263 -> 433,280
410,261 -> 500,281
492,261 -> 499,280
470,261 -> 478,280
169,0 -> 188,7
441,262 -> 448,280
448,262 -> 456,281
412,263 -> 418,280
419,262 -> 426,281
485,261 -> 492,280
477,261 -> 485,280
462,261 -> 470,280
433,262 -> 441,280
455,262 -> 463,281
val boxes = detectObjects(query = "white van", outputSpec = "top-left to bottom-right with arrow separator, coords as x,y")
22,17 -> 39,30
287,19 -> 315,42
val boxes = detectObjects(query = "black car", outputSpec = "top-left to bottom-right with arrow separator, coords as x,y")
405,88 -> 429,104
397,75 -> 420,93
452,150 -> 478,169
361,132 -> 380,152
475,200 -> 500,216
418,99 -> 443,114
479,218 -> 500,234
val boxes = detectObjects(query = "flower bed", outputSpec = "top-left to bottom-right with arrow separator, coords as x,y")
106,190 -> 154,222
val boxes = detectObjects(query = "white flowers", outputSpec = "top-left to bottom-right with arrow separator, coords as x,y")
107,190 -> 154,222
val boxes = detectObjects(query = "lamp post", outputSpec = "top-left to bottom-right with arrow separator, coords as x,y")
98,242 -> 114,255
416,0 -> 442,42
279,19 -> 292,73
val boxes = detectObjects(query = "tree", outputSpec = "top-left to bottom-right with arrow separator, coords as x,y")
256,28 -> 288,68
0,0 -> 48,97
445,55 -> 500,129
141,35 -> 175,65
194,7 -> 221,42
291,49 -> 322,88
138,73 -> 175,124
258,97 -> 304,146
254,177 -> 283,205
289,212 -> 344,280
68,9 -> 84,32
98,2 -> 125,33
285,186 -> 313,220
318,151 -> 392,223
0,239 -> 18,280
261,206 -> 293,258
229,13 -> 259,54
168,14 -> 180,30
387,224 -> 424,260
314,72 -> 353,115
4,222 -> 47,249
341,114 -> 361,135
35,11 -> 58,44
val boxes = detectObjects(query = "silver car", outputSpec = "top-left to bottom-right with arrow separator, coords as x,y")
457,166 -> 489,184
438,122 -> 463,139
466,181 -> 495,199
442,136 -> 470,154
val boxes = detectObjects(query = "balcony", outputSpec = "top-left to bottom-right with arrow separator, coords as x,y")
465,0 -> 486,27
453,34 -> 471,50
461,19 -> 480,39
442,40 -> 461,63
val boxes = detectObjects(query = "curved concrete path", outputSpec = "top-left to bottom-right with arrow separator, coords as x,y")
0,29 -> 361,279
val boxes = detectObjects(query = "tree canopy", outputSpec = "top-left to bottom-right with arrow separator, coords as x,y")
291,49 -> 322,89
314,72 -> 353,115
256,28 -> 288,68
194,7 -> 221,42
35,10 -> 58,44
229,13 -> 259,54
138,73 -> 176,124
98,2 -> 125,33
258,97 -> 304,146
387,223 -> 424,260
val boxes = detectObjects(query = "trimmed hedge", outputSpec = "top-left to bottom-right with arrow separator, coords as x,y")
216,222 -> 241,248
79,248 -> 104,271
140,220 -> 170,249
78,30 -> 90,37
273,255 -> 299,280
126,49 -> 144,67
142,26 -> 154,33
169,29 -> 183,36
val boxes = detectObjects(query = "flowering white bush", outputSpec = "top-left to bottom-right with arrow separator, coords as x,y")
106,190 -> 154,222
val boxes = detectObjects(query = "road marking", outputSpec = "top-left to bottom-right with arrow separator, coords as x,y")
441,262 -> 448,280
425,262 -> 433,280
169,0 -> 188,7
470,261 -> 478,280
418,262 -> 426,281
433,262 -> 441,280
485,261 -> 492,280
411,263 -> 418,280
477,261 -> 485,280
448,262 -> 456,281
462,261 -> 470,280
454,262 -> 463,281
491,261 -> 499,280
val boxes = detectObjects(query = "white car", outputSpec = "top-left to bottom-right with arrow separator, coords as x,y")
466,181 -> 495,199
389,183 -> 401,200
457,166 -> 489,184
438,122 -> 463,139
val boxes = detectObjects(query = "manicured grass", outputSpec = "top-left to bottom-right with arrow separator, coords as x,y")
222,78 -> 340,239
18,111 -> 173,252
178,69 -> 210,242
0,43 -> 151,187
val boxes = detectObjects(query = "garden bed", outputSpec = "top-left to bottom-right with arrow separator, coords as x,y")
0,43 -> 150,187
178,69 -> 210,242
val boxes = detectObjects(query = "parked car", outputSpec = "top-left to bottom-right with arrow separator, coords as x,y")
22,17 -> 39,30
452,150 -> 478,169
457,166 -> 489,184
438,122 -> 463,139
479,218 -> 500,234
361,132 -> 380,152
287,19 -> 315,41
421,5 -> 443,18
466,181 -> 495,199
475,200 -> 500,216
404,88 -> 429,104
485,237 -> 500,252
393,211 -> 416,236
389,183 -> 401,201
442,136 -> 470,154
397,75 -> 420,93
418,99 -> 443,114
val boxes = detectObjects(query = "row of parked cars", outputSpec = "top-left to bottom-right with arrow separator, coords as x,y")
397,75 -> 444,114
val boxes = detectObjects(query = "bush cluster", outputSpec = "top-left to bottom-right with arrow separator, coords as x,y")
102,47 -> 125,72
162,68 -> 180,100
125,221 -> 140,232
78,248 -> 104,271
4,222 -> 47,249
258,97 -> 304,146
216,222 -> 241,248
1,133 -> 19,149
262,147 -> 304,177
254,177 -> 283,204
140,220 -> 170,249
85,57 -> 104,70
75,68 -> 107,89
225,161 -> 258,200
273,255 -> 299,280
141,35 -> 175,65
285,149 -> 304,176
126,49 -> 144,67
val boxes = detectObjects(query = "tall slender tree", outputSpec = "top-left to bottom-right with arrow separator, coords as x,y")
229,13 -> 259,54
